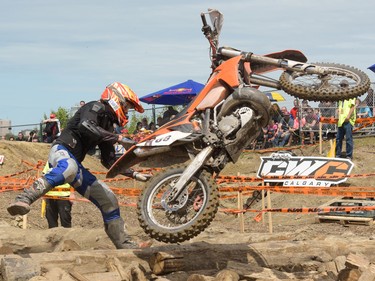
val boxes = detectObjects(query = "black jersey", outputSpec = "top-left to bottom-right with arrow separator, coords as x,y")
56,101 -> 119,168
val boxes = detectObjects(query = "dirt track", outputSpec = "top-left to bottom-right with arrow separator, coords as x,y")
1,139 -> 375,280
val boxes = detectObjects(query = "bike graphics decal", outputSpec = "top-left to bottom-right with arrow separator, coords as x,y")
137,131 -> 192,147
257,152 -> 353,187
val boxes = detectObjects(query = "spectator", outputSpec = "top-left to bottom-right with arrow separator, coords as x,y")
286,115 -> 305,146
262,120 -> 277,149
32,134 -> 40,142
319,100 -> 336,119
364,88 -> 374,115
43,113 -> 61,143
27,131 -> 36,142
80,100 -> 86,107
16,132 -> 24,141
133,122 -> 143,134
301,100 -> 312,116
318,100 -> 337,140
156,116 -> 163,128
141,117 -> 149,130
335,80 -> 356,160
162,106 -> 178,122
280,106 -> 291,118
357,98 -> 373,118
302,108 -> 319,144
290,99 -> 300,120
148,122 -> 157,131
42,163 -> 72,228
274,111 -> 294,147
270,103 -> 283,123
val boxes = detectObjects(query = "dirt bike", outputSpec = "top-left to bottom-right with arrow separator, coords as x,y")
107,9 -> 370,243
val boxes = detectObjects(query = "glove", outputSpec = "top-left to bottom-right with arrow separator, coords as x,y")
118,136 -> 136,149
133,171 -> 151,182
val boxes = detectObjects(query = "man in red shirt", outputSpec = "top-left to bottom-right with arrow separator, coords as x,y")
290,99 -> 299,120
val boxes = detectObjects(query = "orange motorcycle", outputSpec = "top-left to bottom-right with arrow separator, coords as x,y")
107,9 -> 370,243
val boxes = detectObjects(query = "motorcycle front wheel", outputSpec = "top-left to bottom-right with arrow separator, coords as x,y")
279,62 -> 370,101
137,165 -> 219,243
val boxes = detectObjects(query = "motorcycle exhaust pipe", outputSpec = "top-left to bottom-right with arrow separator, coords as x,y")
133,146 -> 171,157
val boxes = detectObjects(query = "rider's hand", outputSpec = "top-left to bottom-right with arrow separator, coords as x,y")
118,136 -> 136,148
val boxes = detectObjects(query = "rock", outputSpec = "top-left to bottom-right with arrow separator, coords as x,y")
335,256 -> 347,272
53,239 -> 82,252
45,267 -> 76,281
345,252 -> 370,270
0,245 -> 14,255
337,268 -> 361,281
214,269 -> 239,281
1,256 -> 41,281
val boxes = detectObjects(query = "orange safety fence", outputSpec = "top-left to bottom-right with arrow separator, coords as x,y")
320,116 -> 375,133
2,161 -> 375,219
220,205 -> 375,215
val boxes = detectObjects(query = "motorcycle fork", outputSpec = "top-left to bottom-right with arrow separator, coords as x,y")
166,146 -> 214,203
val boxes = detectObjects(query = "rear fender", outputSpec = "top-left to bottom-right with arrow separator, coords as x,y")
245,49 -> 308,75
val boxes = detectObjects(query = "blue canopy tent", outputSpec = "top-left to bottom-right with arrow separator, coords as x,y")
140,79 -> 205,105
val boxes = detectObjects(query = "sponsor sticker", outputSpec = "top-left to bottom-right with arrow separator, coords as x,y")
257,152 -> 353,187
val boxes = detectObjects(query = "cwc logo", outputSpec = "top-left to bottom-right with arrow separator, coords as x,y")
257,153 -> 353,187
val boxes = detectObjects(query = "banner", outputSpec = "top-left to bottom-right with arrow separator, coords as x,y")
257,152 -> 353,187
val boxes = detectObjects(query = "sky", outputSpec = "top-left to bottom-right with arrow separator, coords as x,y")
1,0 -> 374,130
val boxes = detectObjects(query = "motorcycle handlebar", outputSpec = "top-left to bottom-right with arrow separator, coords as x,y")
201,12 -> 212,37
200,13 -> 207,26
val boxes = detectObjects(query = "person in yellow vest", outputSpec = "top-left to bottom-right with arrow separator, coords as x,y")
42,163 -> 72,228
335,79 -> 356,160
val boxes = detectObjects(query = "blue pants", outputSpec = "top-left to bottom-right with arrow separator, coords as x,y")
44,144 -> 121,223
335,121 -> 353,159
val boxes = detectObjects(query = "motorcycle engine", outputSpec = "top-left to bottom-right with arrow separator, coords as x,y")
218,106 -> 253,138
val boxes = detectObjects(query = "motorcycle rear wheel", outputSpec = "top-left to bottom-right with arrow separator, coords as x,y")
137,165 -> 219,243
279,62 -> 370,101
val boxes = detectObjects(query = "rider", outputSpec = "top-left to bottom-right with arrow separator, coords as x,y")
8,82 -> 149,249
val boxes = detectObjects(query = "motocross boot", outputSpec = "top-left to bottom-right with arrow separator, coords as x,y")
7,177 -> 52,216
104,218 -> 139,249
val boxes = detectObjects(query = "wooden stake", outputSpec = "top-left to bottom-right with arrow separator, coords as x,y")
266,183 -> 273,234
319,122 -> 323,154
237,191 -> 245,233
261,188 -> 265,226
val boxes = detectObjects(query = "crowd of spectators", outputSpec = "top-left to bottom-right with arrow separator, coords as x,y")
1,130 -> 41,142
2,91 -> 374,150
251,87 -> 375,150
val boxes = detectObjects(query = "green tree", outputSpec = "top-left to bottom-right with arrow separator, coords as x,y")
55,107 -> 69,129
126,111 -> 140,135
